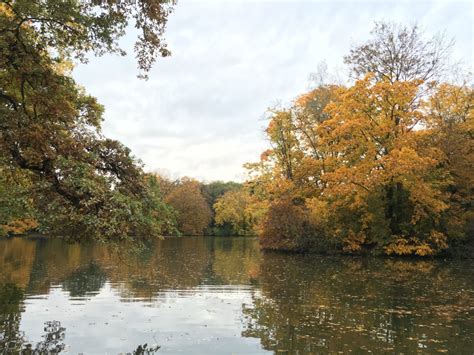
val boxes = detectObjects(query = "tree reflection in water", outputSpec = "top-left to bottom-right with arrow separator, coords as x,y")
242,253 -> 474,353
0,237 -> 473,353
0,281 -> 162,354
131,343 -> 161,354
0,283 -> 25,352
62,262 -> 107,298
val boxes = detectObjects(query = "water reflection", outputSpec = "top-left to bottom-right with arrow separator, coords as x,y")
0,283 -> 24,352
0,282 -> 65,353
243,254 -> 474,353
0,237 -> 264,353
0,237 -> 472,353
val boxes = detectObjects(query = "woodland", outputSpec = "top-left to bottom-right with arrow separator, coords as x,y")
0,1 -> 472,257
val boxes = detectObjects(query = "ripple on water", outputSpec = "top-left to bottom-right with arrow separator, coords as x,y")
0,236 -> 472,354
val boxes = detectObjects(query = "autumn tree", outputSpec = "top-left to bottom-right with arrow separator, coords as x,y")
0,1 -> 176,240
247,22 -> 472,256
0,0 -> 175,78
0,166 -> 37,236
318,76 -> 452,255
144,174 -> 179,236
427,83 -> 474,254
344,22 -> 453,84
259,198 -> 313,251
202,181 -> 241,208
201,181 -> 241,235
214,188 -> 264,236
165,178 -> 212,236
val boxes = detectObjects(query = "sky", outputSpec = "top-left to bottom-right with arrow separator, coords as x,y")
73,0 -> 473,182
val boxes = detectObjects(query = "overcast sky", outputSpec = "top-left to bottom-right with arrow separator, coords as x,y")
73,0 -> 473,182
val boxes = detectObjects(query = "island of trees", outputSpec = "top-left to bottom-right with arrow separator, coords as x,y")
242,24 -> 473,257
1,1 -> 472,257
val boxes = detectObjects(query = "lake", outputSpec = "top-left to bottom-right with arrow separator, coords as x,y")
0,236 -> 473,354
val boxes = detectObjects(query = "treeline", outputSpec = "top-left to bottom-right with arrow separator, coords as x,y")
147,176 -> 255,236
0,172 -> 257,237
0,0 -> 257,240
235,23 -> 473,257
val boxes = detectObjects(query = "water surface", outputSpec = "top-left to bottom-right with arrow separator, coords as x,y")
0,237 -> 472,354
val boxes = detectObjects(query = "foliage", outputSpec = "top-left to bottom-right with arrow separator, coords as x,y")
202,181 -> 242,236
259,198 -> 308,251
0,0 -> 176,240
153,177 -> 251,237
0,0 -> 175,78
202,181 -> 242,207
427,84 -> 474,256
144,174 -> 179,236
214,188 -> 264,236
0,166 -> 37,236
164,178 -> 212,236
246,22 -> 473,256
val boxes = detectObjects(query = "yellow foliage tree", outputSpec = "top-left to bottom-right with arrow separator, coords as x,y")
214,189 -> 265,236
245,22 -> 472,256
247,78 -> 472,256
318,76 -> 451,254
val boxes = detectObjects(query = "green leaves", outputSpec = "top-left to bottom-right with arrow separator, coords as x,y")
1,0 -> 174,76
0,0 -> 176,241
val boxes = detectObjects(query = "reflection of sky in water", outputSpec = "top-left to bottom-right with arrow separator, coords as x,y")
2,237 -> 473,353
21,283 -> 267,354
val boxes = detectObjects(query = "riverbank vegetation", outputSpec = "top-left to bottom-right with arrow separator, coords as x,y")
1,1 -> 472,257
241,24 -> 473,256
149,176 -> 251,237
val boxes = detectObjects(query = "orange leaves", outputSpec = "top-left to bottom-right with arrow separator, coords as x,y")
260,149 -> 273,162
384,231 -> 448,256
164,178 -> 212,236
382,147 -> 437,179
384,237 -> 434,256
1,219 -> 38,236
244,23 -> 473,255
0,3 -> 14,18
320,76 -> 442,189
342,230 -> 366,253
248,70 -> 471,255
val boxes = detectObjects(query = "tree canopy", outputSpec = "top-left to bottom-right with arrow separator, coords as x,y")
0,0 -> 176,240
244,23 -> 473,256
164,178 -> 212,236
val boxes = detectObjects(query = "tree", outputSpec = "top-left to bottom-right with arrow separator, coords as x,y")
246,22 -> 472,256
214,188 -> 263,236
344,22 -> 453,84
427,83 -> 474,254
259,198 -> 310,251
144,174 -> 179,237
202,181 -> 242,208
0,165 -> 37,236
0,0 -> 175,78
165,178 -> 212,236
265,109 -> 301,181
250,77 -> 472,255
318,76 -> 451,255
0,1 -> 176,240
201,181 -> 241,235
